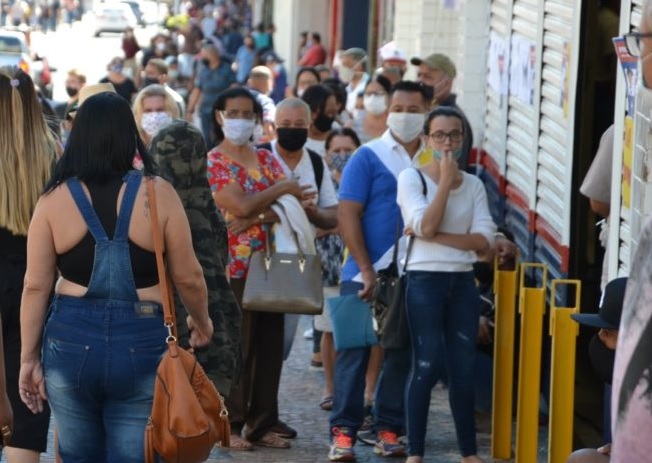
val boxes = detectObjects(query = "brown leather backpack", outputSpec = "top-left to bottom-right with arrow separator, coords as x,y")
144,178 -> 230,463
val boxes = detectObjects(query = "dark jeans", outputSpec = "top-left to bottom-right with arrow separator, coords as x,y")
329,280 -> 410,436
227,278 -> 284,442
404,271 -> 480,457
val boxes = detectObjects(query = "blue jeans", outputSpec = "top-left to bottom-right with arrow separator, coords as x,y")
404,271 -> 480,457
43,296 -> 167,462
329,281 -> 410,436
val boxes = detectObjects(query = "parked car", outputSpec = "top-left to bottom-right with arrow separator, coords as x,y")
93,2 -> 138,37
0,30 -> 55,98
120,0 -> 146,26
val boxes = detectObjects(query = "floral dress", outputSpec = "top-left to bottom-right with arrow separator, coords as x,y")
207,147 -> 285,279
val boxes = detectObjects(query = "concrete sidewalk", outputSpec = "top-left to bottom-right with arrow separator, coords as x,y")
25,315 -> 549,462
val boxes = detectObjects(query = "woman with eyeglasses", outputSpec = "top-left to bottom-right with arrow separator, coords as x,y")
206,87 -> 311,451
396,106 -> 496,463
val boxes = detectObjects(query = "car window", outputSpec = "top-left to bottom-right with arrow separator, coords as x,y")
0,36 -> 27,54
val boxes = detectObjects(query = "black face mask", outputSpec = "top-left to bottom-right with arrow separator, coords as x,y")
589,333 -> 616,385
420,83 -> 434,102
313,113 -> 335,133
276,127 -> 308,152
201,58 -> 210,67
142,77 -> 159,88
65,86 -> 79,97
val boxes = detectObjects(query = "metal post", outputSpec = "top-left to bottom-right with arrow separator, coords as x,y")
515,263 -> 547,463
547,279 -> 581,463
491,258 -> 519,460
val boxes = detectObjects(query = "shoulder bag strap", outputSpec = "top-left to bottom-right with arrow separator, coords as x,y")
146,178 -> 177,336
403,168 -> 428,273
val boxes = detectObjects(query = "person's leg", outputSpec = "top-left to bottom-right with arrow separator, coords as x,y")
373,346 -> 411,432
365,345 -> 383,405
245,311 -> 286,444
104,316 -> 167,463
329,281 -> 370,435
42,306 -> 106,462
445,272 -> 482,458
225,278 -> 254,449
283,313 -> 300,361
404,271 -> 448,457
321,331 -> 336,404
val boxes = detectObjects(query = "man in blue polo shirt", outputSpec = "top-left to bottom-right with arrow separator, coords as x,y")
329,81 -> 429,461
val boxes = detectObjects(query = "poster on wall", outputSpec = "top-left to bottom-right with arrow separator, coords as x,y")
613,37 -> 638,116
488,31 -> 509,97
509,35 -> 537,106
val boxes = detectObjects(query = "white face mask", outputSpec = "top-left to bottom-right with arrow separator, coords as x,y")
252,123 -> 264,143
363,94 -> 387,115
222,118 -> 256,145
339,66 -> 355,84
386,112 -> 425,143
141,111 -> 172,137
296,87 -> 306,98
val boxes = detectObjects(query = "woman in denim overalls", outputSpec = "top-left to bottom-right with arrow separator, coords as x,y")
17,92 -> 213,462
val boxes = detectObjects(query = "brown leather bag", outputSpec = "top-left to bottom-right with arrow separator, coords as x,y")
144,178 -> 230,463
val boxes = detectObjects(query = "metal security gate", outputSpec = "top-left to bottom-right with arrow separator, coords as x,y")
532,0 -> 582,280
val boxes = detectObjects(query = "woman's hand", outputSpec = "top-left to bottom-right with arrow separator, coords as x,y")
439,151 -> 459,188
18,360 -> 47,414
228,216 -> 258,235
186,315 -> 213,349
0,389 -> 13,446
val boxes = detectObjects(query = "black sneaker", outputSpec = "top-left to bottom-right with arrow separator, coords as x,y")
357,429 -> 376,446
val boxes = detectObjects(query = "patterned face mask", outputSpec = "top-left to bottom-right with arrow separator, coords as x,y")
141,111 -> 173,137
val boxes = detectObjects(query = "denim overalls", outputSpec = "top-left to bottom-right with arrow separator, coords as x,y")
42,171 -> 167,463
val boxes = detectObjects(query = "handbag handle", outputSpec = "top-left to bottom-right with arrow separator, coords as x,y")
146,177 -> 177,340
261,201 -> 307,272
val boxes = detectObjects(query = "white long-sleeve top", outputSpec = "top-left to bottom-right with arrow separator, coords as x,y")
396,168 -> 496,272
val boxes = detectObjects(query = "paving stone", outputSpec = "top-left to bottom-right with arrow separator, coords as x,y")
22,315 -> 549,462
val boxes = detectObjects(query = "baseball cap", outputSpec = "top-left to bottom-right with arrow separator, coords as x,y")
380,47 -> 407,64
571,277 -> 628,330
410,53 -> 457,79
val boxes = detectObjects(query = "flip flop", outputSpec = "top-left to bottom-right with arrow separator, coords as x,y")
319,394 -> 333,411
254,431 -> 291,449
225,434 -> 253,451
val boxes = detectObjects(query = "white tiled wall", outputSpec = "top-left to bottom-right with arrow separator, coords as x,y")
394,0 -> 491,148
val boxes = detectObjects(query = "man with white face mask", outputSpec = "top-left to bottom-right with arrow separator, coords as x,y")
411,53 -> 474,171
611,2 -> 652,460
328,81 -> 429,461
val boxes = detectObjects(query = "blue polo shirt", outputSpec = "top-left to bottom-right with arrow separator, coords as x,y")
195,61 -> 237,116
339,130 -> 424,282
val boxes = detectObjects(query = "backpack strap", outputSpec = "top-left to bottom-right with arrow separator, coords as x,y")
306,148 -> 323,193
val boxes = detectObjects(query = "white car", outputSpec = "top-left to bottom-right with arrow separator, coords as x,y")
0,31 -> 32,73
93,3 -> 138,37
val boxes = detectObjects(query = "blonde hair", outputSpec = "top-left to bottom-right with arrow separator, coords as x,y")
0,68 -> 56,236
132,84 -> 180,141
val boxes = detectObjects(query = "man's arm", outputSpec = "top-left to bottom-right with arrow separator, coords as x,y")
339,200 -> 375,300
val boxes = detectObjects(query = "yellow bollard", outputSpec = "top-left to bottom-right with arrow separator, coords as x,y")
547,280 -> 581,463
491,257 -> 520,460
515,263 -> 547,463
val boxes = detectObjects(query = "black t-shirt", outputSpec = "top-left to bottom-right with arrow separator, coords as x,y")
99,77 -> 137,104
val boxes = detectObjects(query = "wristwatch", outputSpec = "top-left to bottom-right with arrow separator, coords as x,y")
258,213 -> 265,223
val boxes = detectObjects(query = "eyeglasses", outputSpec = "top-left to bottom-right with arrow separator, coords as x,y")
623,32 -> 652,57
430,130 -> 463,143
219,110 -> 256,120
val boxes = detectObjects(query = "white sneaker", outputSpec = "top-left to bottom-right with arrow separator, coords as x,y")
303,328 -> 314,339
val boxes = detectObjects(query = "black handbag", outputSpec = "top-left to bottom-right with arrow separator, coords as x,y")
242,208 -> 323,315
371,168 -> 426,349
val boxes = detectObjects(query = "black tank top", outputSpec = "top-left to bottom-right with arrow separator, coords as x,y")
57,175 -> 158,288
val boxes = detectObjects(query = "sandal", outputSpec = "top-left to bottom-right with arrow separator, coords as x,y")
225,434 -> 253,451
319,394 -> 333,411
254,431 -> 291,449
